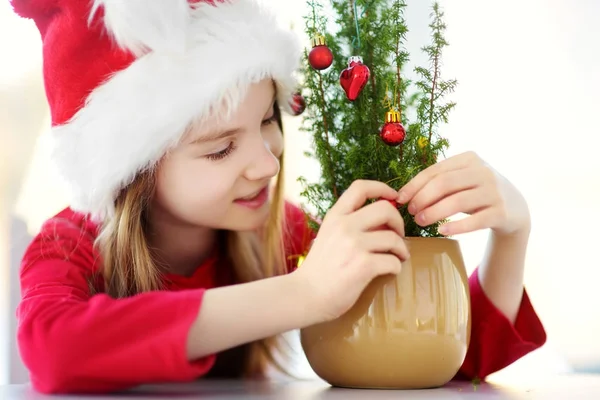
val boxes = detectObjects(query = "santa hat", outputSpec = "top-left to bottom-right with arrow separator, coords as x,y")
11,0 -> 302,221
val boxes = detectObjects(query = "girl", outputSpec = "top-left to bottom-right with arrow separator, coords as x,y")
11,0 -> 546,394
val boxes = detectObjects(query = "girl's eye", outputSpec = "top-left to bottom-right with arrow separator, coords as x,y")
204,114 -> 274,161
262,114 -> 277,126
206,142 -> 236,161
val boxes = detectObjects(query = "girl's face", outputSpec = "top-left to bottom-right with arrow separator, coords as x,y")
151,79 -> 284,232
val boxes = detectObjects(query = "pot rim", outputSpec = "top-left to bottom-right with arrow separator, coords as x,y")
404,236 -> 458,242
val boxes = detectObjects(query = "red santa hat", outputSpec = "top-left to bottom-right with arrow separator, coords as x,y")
11,0 -> 302,221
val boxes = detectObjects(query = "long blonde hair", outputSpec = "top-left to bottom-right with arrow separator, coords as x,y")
95,104 -> 290,378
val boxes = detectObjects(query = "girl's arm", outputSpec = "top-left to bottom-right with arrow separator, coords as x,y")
394,152 -> 547,380
478,228 -> 530,324
19,225 -> 315,395
20,181 -> 407,395
19,259 -> 213,395
186,273 -> 315,360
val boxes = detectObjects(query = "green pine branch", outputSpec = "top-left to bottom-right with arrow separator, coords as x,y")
298,0 -> 456,238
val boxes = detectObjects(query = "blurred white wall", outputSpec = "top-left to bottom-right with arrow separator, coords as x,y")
437,0 -> 600,375
1,0 -> 599,386
0,0 -> 49,385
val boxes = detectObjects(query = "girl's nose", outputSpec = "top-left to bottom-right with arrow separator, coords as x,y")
243,137 -> 280,182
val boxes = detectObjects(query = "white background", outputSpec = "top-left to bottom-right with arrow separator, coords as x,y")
1,0 -> 599,385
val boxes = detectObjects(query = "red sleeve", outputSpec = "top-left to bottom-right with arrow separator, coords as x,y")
17,214 -> 215,394
282,201 -> 317,273
454,267 -> 547,381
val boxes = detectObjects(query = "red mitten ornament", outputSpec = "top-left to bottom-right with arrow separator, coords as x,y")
309,35 -> 333,71
339,56 -> 370,101
380,109 -> 406,146
290,92 -> 306,116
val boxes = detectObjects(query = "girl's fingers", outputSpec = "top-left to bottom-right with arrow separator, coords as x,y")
365,253 -> 403,279
406,167 -> 487,216
414,188 -> 491,227
350,200 -> 406,238
398,151 -> 482,204
439,207 -> 499,236
361,230 -> 410,261
330,180 -> 398,216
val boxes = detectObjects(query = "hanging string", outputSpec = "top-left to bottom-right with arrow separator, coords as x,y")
311,0 -> 318,37
351,1 -> 361,50
351,0 -> 377,50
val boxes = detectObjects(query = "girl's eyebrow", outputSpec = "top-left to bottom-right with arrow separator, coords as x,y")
190,128 -> 241,145
191,92 -> 277,145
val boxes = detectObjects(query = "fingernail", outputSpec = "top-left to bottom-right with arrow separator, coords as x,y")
397,192 -> 407,204
438,225 -> 448,235
408,203 -> 417,214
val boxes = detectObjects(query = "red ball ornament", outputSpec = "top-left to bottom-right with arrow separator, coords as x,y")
376,198 -> 400,209
385,199 -> 399,208
339,56 -> 370,101
308,35 -> 333,70
290,92 -> 306,116
380,109 -> 406,146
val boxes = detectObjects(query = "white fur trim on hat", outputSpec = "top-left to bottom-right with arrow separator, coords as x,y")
52,0 -> 301,221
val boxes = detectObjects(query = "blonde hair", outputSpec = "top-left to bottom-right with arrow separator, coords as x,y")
95,104 -> 291,378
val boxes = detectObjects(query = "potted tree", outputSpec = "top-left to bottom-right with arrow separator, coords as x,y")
296,0 -> 471,389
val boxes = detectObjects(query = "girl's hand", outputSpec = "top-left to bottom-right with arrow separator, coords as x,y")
294,180 -> 410,324
397,151 -> 531,237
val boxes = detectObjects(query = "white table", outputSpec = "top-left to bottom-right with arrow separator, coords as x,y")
2,374 -> 600,399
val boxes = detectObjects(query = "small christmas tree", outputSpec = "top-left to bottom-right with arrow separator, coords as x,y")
298,0 -> 457,238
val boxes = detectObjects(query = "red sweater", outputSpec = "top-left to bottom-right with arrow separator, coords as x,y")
17,202 -> 546,394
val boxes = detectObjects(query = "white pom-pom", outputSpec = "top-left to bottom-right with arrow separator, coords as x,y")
90,0 -> 191,56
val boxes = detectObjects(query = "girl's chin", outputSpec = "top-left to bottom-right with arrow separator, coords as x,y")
223,203 -> 271,231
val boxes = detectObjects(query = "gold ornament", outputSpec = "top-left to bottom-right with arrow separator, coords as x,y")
385,108 -> 401,123
311,34 -> 327,47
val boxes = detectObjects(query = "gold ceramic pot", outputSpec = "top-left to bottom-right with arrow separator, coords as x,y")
300,237 -> 472,389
